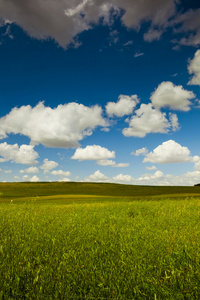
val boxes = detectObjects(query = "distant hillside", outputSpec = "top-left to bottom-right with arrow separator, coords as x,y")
0,182 -> 200,200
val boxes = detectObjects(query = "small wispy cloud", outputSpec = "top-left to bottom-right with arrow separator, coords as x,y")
123,40 -> 133,46
134,52 -> 144,58
171,73 -> 178,77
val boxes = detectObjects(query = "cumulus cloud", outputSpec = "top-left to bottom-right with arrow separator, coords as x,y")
1,0 -> 193,47
83,170 -> 110,182
122,104 -> 176,137
106,94 -> 139,117
137,170 -> 164,181
188,50 -> 200,86
0,102 -> 106,148
71,145 -> 129,167
146,166 -> 157,170
71,145 -> 115,161
40,159 -> 58,174
150,81 -> 195,111
151,170 -> 200,186
114,168 -> 200,186
193,156 -> 200,171
51,170 -> 71,177
23,175 -> 29,181
0,142 -> 39,165
169,113 -> 179,131
131,147 -> 148,156
30,175 -> 40,182
97,159 -> 116,166
97,159 -> 129,167
20,167 -> 39,174
58,177 -> 71,182
21,174 -> 40,182
143,140 -> 193,164
113,173 -> 134,184
144,169 -> 200,186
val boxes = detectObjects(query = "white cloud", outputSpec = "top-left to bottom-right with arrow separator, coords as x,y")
113,173 -> 134,184
114,163 -> 129,168
169,113 -> 179,131
143,140 -> 193,164
21,174 -> 40,182
146,166 -> 157,170
40,159 -> 58,174
131,147 -> 148,156
97,159 -> 116,167
84,170 -> 110,182
150,81 -> 195,111
71,145 -> 115,161
4,170 -> 12,173
122,104 -> 175,137
20,167 -> 39,174
149,170 -> 200,186
100,127 -> 110,132
193,156 -> 200,171
97,159 -> 129,167
195,99 -> 200,108
0,142 -> 39,165
58,177 -> 71,182
30,175 -> 40,182
0,102 -> 106,149
51,170 -> 71,177
137,170 -> 164,181
106,94 -> 139,117
23,175 -> 29,181
188,50 -> 200,86
71,145 -> 128,168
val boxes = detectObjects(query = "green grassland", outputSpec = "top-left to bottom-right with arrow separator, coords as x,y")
0,182 -> 200,299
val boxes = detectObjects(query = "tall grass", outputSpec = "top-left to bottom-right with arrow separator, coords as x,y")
0,196 -> 200,299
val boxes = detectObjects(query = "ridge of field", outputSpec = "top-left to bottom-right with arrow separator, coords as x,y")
0,182 -> 200,201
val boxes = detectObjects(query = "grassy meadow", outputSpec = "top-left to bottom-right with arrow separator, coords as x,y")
0,182 -> 200,299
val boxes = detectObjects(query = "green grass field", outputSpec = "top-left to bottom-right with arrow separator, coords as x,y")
0,182 -> 200,299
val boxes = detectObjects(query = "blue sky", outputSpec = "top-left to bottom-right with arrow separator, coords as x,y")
0,0 -> 200,185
